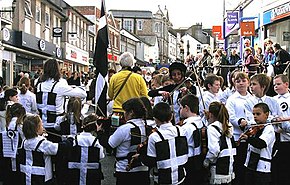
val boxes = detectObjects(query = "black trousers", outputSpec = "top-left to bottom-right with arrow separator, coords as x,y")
115,171 -> 150,185
271,141 -> 290,185
232,142 -> 247,185
245,168 -> 271,185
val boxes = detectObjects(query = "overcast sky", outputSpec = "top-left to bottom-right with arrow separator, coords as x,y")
64,0 -> 242,29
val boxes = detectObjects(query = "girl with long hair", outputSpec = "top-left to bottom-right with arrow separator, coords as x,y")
204,102 -> 236,185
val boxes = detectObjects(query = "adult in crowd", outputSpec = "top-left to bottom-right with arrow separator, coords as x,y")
273,43 -> 290,75
108,52 -> 148,125
148,62 -> 188,124
67,71 -> 81,86
228,49 -> 241,67
243,47 -> 258,77
36,59 -> 87,142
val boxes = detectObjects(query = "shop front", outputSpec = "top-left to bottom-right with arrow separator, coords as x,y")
64,43 -> 89,73
1,28 -> 63,86
263,2 -> 290,52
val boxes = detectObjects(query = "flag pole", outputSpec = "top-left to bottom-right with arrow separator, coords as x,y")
103,0 -> 117,72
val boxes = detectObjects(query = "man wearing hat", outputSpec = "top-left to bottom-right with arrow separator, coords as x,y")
148,62 -> 188,124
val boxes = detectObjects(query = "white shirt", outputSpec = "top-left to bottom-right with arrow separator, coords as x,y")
274,92 -> 290,141
244,125 -> 275,173
37,78 -> 86,127
199,91 -> 220,119
182,116 -> 203,157
19,90 -> 38,114
226,91 -> 253,141
74,132 -> 105,159
108,118 -> 148,172
244,95 -> 282,125
23,135 -> 58,181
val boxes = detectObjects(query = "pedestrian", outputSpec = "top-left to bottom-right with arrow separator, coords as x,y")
199,74 -> 221,120
18,76 -> 38,114
240,103 -> 275,185
225,72 -> 252,185
148,62 -> 188,124
67,71 -> 81,86
36,59 -> 86,142
54,96 -> 82,136
0,103 -> 26,185
273,43 -> 290,75
0,88 -> 19,131
140,102 -> 188,185
203,101 -> 236,185
107,52 -> 148,126
179,94 -> 205,185
108,98 -> 150,185
243,47 -> 258,77
64,114 -> 105,185
18,115 -> 73,185
272,74 -> 290,185
243,74 -> 282,125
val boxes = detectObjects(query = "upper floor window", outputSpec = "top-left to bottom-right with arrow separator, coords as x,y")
45,12 -> 50,27
197,44 -> 201,51
137,20 -> 143,31
36,5 -> 41,23
123,20 -> 133,32
24,0 -> 33,17
155,22 -> 161,33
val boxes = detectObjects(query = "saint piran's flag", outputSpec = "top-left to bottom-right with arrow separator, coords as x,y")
94,0 -> 108,117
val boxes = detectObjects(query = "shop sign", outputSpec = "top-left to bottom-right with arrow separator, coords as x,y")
53,27 -> 62,37
227,12 -> 238,24
39,39 -> 46,51
271,2 -> 290,22
240,21 -> 255,37
65,43 -> 89,65
2,28 -> 10,41
224,11 -> 240,37
56,47 -> 62,58
283,32 -> 290,41
212,26 -> 222,40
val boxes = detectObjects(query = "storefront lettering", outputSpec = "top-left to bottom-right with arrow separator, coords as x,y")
271,2 -> 290,19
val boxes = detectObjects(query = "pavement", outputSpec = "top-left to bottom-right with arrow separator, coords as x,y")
101,155 -> 117,185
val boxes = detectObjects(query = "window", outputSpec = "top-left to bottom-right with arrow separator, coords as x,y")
45,12 -> 50,27
137,20 -> 143,30
123,20 -> 133,32
24,1 -> 33,17
155,22 -> 160,33
36,5 -> 41,23
197,44 -> 201,51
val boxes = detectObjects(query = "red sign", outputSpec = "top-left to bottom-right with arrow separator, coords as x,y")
108,53 -> 117,61
212,26 -> 222,40
240,21 -> 255,36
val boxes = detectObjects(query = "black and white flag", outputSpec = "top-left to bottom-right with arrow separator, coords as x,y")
94,0 -> 108,117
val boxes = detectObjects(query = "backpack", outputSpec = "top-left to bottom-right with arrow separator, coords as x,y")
191,122 -> 208,156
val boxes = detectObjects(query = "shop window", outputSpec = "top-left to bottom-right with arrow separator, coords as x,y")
24,0 -> 33,17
